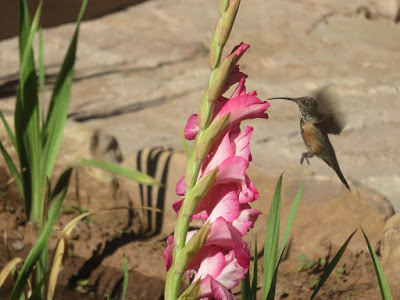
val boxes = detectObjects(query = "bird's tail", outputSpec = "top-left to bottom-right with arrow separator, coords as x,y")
322,153 -> 351,191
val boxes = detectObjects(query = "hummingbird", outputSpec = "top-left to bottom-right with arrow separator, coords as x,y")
269,88 -> 351,191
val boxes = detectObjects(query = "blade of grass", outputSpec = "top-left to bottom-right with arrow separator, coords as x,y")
41,0 -> 88,179
0,111 -> 17,149
279,181 -> 303,259
0,141 -> 23,195
310,230 -> 357,300
19,1 -> 42,77
76,159 -> 162,186
15,0 -> 42,220
262,174 -> 282,299
10,168 -> 72,300
122,256 -> 129,300
38,27 -> 45,128
361,227 -> 393,300
241,267 -> 251,300
266,245 -> 286,300
29,270 -> 49,300
267,181 -> 304,299
265,181 -> 304,299
251,238 -> 258,300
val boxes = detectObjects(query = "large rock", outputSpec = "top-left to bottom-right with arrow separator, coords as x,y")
381,212 -> 400,299
8,0 -> 400,209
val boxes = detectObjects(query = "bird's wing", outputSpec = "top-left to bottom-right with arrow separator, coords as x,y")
313,87 -> 346,135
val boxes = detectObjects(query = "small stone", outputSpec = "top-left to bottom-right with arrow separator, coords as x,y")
12,240 -> 24,251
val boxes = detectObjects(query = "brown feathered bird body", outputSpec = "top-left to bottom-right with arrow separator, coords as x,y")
269,89 -> 350,191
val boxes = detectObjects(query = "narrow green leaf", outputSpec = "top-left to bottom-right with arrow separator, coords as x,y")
280,181 -> 304,258
251,238 -> 258,300
0,111 -> 17,149
51,167 -> 74,201
19,1 -> 42,77
0,140 -> 23,195
361,228 -> 393,300
310,230 -> 357,300
29,270 -> 48,300
262,174 -> 282,299
38,27 -> 45,128
10,168 -> 72,300
266,245 -> 286,300
122,256 -> 129,300
241,268 -> 251,300
16,0 -> 43,221
76,159 -> 162,186
42,0 -> 88,179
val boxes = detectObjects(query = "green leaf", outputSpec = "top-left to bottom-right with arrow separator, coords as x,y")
16,0 -> 42,220
361,227 -> 393,300
76,159 -> 162,186
77,279 -> 89,286
0,111 -> 17,149
38,27 -> 45,127
41,0 -> 88,179
279,181 -> 303,259
266,245 -> 286,300
251,238 -> 258,300
263,177 -> 303,300
122,256 -> 129,300
310,230 -> 357,300
241,267 -> 251,300
0,140 -> 23,195
29,270 -> 48,300
262,174 -> 282,299
10,168 -> 72,300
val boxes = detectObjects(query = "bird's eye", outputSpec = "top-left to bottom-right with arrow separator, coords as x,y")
301,100 -> 306,104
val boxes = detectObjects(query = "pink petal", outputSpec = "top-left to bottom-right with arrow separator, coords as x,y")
216,94 -> 269,128
232,204 -> 262,236
172,196 -> 185,214
207,190 -> 240,223
216,156 -> 249,187
176,176 -> 186,196
208,276 -> 236,300
184,114 -> 200,140
215,251 -> 247,289
202,130 -> 234,174
192,184 -> 239,220
211,96 -> 229,124
220,66 -> 248,96
207,217 -> 234,248
230,76 -> 247,98
239,175 -> 259,203
207,218 -> 250,268
190,246 -> 226,283
227,42 -> 250,60
162,235 -> 175,271
231,126 -> 253,162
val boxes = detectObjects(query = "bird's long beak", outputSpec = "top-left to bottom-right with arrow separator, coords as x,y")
268,97 -> 296,101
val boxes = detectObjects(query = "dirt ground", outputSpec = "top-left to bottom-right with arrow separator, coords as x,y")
0,163 -> 385,300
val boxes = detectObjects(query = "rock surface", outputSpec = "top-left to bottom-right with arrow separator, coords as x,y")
1,0 -> 398,210
381,212 -> 400,299
0,1 -> 399,296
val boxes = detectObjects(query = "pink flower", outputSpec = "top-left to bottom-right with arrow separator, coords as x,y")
164,43 -> 268,300
185,76 -> 269,141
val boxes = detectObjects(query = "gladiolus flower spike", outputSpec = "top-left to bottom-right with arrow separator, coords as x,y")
163,1 -> 269,299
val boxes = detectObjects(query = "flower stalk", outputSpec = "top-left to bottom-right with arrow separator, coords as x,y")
164,1 -> 268,299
